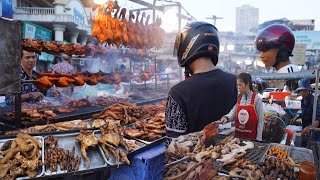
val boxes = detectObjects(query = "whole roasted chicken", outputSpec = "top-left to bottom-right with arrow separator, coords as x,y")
34,76 -> 58,90
104,1 -> 114,45
127,11 -> 136,48
134,10 -> 143,49
43,41 -> 60,56
60,43 -> 75,56
119,8 -> 129,47
98,125 -> 130,166
22,38 -> 43,54
75,130 -> 99,169
54,77 -> 75,87
112,1 -> 122,47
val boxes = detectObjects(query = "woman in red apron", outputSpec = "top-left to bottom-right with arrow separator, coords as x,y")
221,73 -> 264,140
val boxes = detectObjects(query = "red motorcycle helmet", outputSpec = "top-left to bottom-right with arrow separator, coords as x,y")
255,24 -> 295,54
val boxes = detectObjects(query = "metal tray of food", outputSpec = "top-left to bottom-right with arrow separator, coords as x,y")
244,141 -> 270,164
0,136 -> 45,180
289,146 -> 314,164
44,132 -> 107,175
95,130 -> 154,166
260,143 -> 291,162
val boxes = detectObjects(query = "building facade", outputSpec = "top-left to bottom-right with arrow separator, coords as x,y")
236,5 -> 259,35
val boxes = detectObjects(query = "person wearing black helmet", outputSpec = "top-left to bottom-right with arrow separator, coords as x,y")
165,22 -> 237,139
255,24 -> 299,73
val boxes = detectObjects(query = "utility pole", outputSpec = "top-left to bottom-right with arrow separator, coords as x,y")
206,15 -> 223,26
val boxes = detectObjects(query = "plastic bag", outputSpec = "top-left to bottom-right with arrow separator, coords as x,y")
263,102 -> 286,117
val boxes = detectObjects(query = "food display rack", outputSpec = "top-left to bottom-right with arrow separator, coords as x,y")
0,96 -> 167,133
0,128 -> 166,179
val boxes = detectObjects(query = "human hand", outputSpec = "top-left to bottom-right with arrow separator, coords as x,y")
221,117 -> 228,125
290,116 -> 298,125
302,127 -> 310,136
30,92 -> 44,100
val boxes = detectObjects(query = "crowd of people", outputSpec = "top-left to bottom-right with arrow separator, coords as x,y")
6,21 -> 319,147
165,22 -> 320,147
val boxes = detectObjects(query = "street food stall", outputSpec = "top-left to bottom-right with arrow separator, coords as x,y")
0,0 -> 170,177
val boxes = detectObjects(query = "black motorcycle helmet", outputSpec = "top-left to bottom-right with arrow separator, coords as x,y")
255,24 -> 295,67
173,21 -> 220,67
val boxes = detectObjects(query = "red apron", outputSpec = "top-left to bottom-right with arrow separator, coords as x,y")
235,93 -> 258,140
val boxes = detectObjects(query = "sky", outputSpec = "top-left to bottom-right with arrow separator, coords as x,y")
153,0 -> 320,32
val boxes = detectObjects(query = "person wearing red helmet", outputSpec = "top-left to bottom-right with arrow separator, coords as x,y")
165,22 -> 238,139
255,24 -> 299,73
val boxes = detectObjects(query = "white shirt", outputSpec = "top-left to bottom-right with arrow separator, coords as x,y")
276,64 -> 300,73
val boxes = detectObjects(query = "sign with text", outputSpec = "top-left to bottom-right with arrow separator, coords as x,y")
291,44 -> 307,65
293,31 -> 320,50
22,22 -> 54,61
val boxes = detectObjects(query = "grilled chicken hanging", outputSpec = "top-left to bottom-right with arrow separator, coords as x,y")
145,15 -> 154,49
34,76 -> 58,90
127,11 -> 136,48
134,10 -> 143,49
154,17 -> 166,49
60,43 -> 75,56
72,74 -> 88,86
112,1 -> 122,47
91,5 -> 103,37
43,41 -> 60,56
91,6 -> 105,45
104,1 -> 114,45
22,38 -> 43,55
73,43 -> 86,56
119,8 -> 129,47
54,77 -> 75,87
140,12 -> 149,49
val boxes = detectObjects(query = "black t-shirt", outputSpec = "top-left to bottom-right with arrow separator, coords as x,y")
165,69 -> 237,138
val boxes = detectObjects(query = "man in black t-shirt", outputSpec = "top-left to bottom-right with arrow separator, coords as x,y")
166,22 -> 237,139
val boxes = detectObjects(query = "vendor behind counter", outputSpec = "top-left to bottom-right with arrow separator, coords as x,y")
5,50 -> 46,105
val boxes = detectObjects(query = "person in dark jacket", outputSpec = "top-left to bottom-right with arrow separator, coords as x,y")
290,79 -> 320,146
165,22 -> 237,139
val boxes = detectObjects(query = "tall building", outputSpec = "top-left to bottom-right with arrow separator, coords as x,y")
236,5 -> 259,34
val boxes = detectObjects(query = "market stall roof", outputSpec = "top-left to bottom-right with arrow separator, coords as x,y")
251,70 -> 316,80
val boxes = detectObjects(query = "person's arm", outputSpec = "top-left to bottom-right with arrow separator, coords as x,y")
224,96 -> 239,122
255,96 -> 264,141
165,95 -> 188,140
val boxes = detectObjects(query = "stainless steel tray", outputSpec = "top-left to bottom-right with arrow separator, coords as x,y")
289,146 -> 314,164
133,135 -> 166,145
0,136 -> 45,180
260,143 -> 291,162
94,131 -> 134,166
44,132 -> 107,175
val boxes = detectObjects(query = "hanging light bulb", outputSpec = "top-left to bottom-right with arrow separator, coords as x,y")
93,0 -> 108,5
